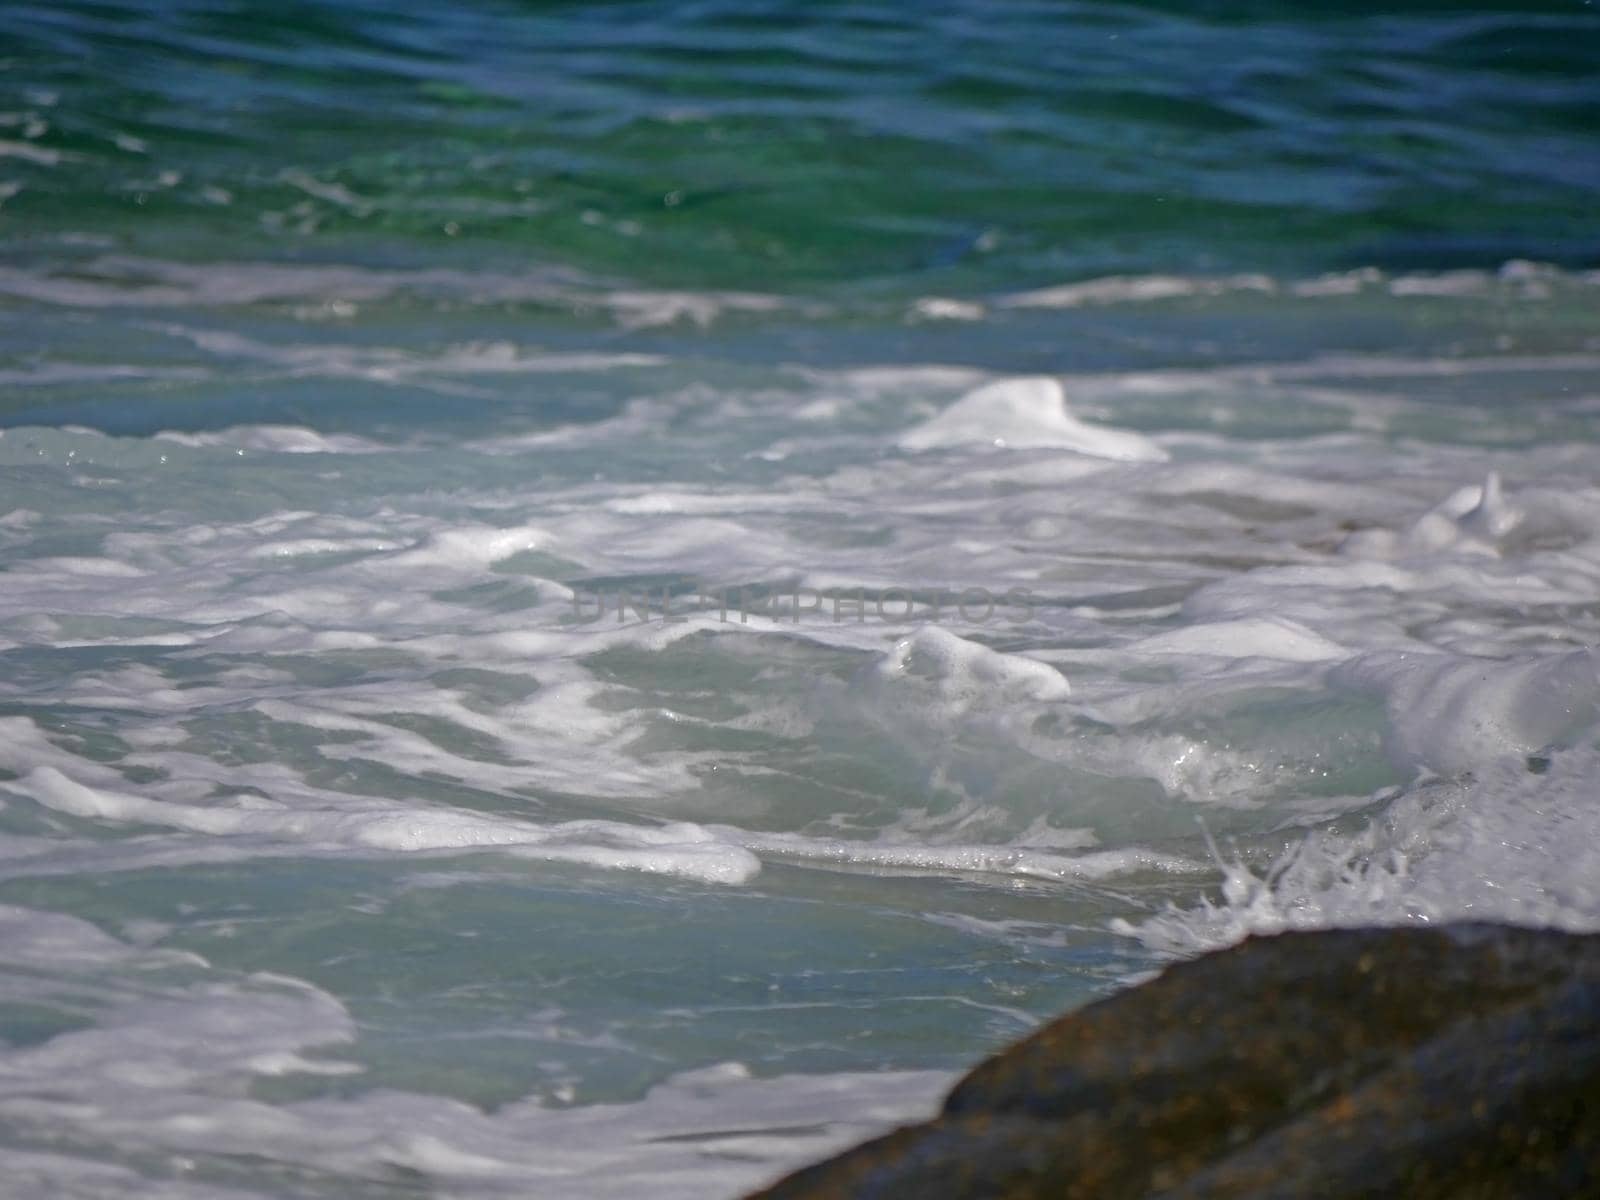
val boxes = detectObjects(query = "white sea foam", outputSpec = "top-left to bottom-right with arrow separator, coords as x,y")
898,376 -> 1168,461
997,272 -> 1275,309
1129,617 -> 1346,663
872,627 -> 1071,706
1331,648 -> 1600,775
1121,745 -> 1600,957
0,905 -> 941,1199
997,263 -> 1599,309
0,255 -> 793,331
2,322 -> 1599,1195
731,830 -> 1198,881
8,757 -> 760,886
153,425 -> 390,455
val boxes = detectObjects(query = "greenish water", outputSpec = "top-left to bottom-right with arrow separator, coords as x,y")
5,0 -> 1598,293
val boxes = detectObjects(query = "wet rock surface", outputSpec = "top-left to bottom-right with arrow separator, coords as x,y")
746,924 -> 1600,1199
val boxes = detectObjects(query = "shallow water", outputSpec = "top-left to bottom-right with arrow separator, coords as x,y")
2,2 -> 1600,1196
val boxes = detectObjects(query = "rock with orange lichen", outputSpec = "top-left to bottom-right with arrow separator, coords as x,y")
746,924 -> 1600,1199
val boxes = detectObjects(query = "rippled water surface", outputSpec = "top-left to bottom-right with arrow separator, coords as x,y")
2,2 -> 1599,1196
7,0 -> 1600,289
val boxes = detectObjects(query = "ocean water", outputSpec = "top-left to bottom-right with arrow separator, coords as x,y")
2,1 -> 1600,1195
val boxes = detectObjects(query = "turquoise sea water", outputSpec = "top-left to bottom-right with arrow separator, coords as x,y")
2,3 -> 1600,1196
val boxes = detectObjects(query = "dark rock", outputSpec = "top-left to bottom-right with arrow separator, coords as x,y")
746,924 -> 1600,1199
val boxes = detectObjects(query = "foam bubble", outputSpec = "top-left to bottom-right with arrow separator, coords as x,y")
873,627 -> 1071,705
